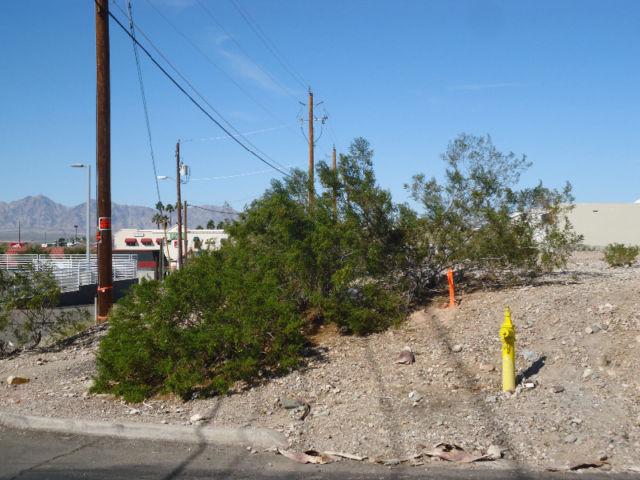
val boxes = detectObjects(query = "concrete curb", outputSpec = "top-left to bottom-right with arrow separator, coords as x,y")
0,413 -> 287,449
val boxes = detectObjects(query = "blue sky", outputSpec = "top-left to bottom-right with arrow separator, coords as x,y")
1,0 -> 639,210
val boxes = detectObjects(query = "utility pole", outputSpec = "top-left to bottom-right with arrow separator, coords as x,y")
307,88 -> 314,207
176,141 -> 183,270
183,200 -> 188,261
332,145 -> 337,215
18,220 -> 21,244
96,0 -> 112,322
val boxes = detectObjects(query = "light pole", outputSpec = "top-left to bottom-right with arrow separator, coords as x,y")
70,164 -> 91,265
74,225 -> 78,244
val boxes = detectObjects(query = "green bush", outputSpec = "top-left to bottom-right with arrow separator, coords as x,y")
92,253 -> 305,402
93,135 -> 582,401
407,134 -> 582,285
0,266 -> 89,355
603,243 -> 639,267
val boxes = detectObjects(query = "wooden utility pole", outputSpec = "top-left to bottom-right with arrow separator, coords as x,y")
183,200 -> 188,261
332,145 -> 337,214
176,141 -> 183,269
308,88 -> 314,207
96,0 -> 113,322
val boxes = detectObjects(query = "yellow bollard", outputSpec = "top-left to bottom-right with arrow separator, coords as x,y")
499,306 -> 516,392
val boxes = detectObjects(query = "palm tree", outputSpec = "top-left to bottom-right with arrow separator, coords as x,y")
151,212 -> 164,229
206,219 -> 215,229
165,204 -> 175,225
155,201 -> 164,213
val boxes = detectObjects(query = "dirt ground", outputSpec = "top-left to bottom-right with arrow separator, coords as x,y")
2,252 -> 639,473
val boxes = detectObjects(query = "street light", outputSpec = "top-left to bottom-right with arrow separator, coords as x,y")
70,164 -> 91,265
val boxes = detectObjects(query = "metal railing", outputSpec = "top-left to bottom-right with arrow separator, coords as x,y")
0,254 -> 137,293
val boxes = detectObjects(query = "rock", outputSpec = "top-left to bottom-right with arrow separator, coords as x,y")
190,413 -> 206,423
550,385 -> 565,393
571,418 -> 583,425
396,346 -> 415,365
486,444 -> 503,460
564,434 -> 578,444
127,408 -> 140,415
585,326 -> 593,334
451,344 -> 463,353
583,368 -> 593,379
408,391 -> 423,403
281,397 -> 305,409
591,323 -> 603,333
521,350 -> 540,362
479,363 -> 495,372
7,376 -> 30,385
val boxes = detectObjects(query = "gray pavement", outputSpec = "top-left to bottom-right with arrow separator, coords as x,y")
1,426 -> 635,480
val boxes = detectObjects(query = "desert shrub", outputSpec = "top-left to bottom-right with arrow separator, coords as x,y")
0,266 -> 89,355
93,138 -> 411,401
92,252 -> 305,402
407,134 -> 582,286
603,243 -> 639,267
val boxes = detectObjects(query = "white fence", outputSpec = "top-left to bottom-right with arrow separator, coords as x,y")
0,254 -> 138,293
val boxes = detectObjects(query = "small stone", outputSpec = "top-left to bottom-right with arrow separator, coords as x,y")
564,434 -> 578,444
585,326 -> 593,334
281,397 -> 305,409
7,376 -> 30,385
550,385 -> 565,393
598,453 -> 608,461
591,323 -> 603,333
190,413 -> 205,423
582,368 -> 593,379
479,363 -> 495,372
523,382 -> 535,389
571,418 -> 583,425
451,344 -> 463,353
127,408 -> 140,415
486,444 -> 502,459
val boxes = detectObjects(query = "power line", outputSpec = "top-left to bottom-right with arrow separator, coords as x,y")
110,0 -> 290,172
143,0 -> 304,145
106,3 -> 291,177
182,124 -> 293,143
195,0 -> 303,103
126,0 -> 162,204
190,164 -> 296,181
228,0 -> 308,90
189,203 -> 239,216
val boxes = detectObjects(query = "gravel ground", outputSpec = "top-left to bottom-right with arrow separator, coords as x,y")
2,252 -> 639,473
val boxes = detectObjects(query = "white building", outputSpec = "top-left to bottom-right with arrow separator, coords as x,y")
113,225 -> 228,279
567,203 -> 640,247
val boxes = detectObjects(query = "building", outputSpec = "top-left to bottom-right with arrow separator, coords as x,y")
113,225 -> 228,279
567,203 -> 640,247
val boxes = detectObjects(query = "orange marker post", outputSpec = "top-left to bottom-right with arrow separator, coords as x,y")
447,268 -> 456,308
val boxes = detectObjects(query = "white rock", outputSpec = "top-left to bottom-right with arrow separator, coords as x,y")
190,413 -> 206,423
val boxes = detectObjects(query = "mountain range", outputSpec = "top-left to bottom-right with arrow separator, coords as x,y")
0,196 -> 238,242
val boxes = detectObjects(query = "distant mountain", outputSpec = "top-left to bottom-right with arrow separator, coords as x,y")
0,195 -> 238,242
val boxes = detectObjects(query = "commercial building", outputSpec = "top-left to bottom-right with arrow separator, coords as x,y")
113,225 -> 228,279
567,202 -> 640,247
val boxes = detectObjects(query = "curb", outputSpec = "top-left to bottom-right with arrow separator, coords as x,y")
0,413 -> 287,449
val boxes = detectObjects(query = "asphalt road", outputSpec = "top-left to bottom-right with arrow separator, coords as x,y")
1,427 -> 634,480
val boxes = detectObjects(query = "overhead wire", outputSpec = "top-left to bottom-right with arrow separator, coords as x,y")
126,0 -> 161,203
105,2 -> 291,177
111,0 -> 290,172
143,0 -> 305,145
189,203 -> 239,216
195,0 -> 303,104
107,1 -> 291,176
228,0 -> 308,90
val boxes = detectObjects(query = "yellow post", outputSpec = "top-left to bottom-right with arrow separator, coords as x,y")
499,306 -> 516,392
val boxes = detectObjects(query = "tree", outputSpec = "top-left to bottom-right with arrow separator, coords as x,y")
165,204 -> 175,225
155,201 -> 164,213
196,225 -> 203,230
407,133 -> 581,285
151,213 -> 164,229
206,219 -> 215,229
